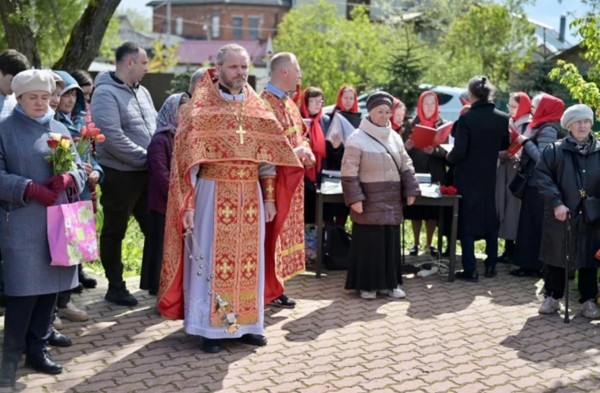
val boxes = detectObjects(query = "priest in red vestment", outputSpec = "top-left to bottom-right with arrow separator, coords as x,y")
157,44 -> 303,353
261,52 -> 315,309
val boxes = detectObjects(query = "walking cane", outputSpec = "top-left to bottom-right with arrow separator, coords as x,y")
400,219 -> 405,274
564,215 -> 571,324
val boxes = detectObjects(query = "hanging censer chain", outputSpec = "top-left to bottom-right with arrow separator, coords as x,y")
184,228 -> 239,333
184,228 -> 207,279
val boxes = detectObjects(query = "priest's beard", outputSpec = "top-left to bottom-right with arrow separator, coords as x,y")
220,73 -> 247,94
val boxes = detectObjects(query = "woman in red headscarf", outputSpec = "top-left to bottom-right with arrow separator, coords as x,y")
511,93 -> 564,277
326,85 -> 362,151
315,85 -> 361,226
300,86 -> 331,224
403,91 -> 449,256
390,98 -> 407,133
496,92 -> 531,264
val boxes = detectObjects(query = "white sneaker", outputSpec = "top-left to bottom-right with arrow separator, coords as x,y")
388,286 -> 406,299
53,315 -> 64,330
360,290 -> 377,300
57,302 -> 89,322
417,266 -> 439,277
581,299 -> 600,319
538,297 -> 560,314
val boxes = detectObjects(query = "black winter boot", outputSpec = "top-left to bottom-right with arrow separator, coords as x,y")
105,282 -> 138,306
78,266 -> 97,289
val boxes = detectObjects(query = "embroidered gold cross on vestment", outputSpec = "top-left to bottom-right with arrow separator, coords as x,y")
236,124 -> 247,144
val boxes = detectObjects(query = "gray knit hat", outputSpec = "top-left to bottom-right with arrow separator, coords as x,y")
560,104 -> 594,129
11,69 -> 55,97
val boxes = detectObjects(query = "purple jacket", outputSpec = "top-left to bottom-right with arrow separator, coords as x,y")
147,131 -> 174,215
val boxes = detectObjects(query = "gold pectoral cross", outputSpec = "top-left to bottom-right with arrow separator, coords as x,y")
236,124 -> 247,144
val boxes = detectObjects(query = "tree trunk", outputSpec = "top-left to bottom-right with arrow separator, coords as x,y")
52,0 -> 121,70
0,0 -> 42,67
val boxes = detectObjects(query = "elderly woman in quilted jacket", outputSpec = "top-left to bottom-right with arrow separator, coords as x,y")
341,92 -> 420,301
535,104 -> 600,319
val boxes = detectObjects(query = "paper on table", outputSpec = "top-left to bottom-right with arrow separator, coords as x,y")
320,177 -> 342,195
419,183 -> 442,198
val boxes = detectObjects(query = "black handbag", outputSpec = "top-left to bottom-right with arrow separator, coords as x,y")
582,197 -> 600,225
509,171 -> 529,199
323,225 -> 351,270
509,132 -> 542,199
571,153 -> 600,225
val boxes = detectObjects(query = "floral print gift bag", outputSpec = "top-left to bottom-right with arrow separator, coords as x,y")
47,200 -> 99,266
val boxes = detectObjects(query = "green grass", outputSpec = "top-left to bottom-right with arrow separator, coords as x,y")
349,217 -> 502,256
86,186 -> 145,278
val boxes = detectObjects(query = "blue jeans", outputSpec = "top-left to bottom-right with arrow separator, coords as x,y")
459,230 -> 498,274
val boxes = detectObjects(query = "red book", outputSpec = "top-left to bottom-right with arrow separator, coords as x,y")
506,125 -> 522,156
409,122 -> 454,150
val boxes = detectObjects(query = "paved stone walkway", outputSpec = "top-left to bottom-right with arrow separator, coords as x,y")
2,261 -> 600,393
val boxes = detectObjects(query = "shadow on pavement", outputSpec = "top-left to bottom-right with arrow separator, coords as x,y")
65,328 -> 254,392
501,313 -> 600,367
279,297 -> 387,342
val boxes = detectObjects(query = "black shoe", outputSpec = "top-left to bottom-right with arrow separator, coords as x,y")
26,351 -> 63,375
48,327 -> 72,347
428,246 -> 439,257
0,361 -> 17,388
79,268 -> 97,289
455,270 -> 479,282
509,267 -> 539,277
239,334 -> 267,347
484,266 -> 497,278
498,253 -> 512,264
70,283 -> 84,294
105,282 -> 138,307
201,338 -> 220,354
409,245 -> 419,256
270,294 -> 296,309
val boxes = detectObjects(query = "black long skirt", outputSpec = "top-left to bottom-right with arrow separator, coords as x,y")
140,211 -> 166,295
513,185 -> 544,270
345,223 -> 402,291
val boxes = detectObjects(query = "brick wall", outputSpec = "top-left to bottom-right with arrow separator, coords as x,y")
152,4 -> 289,40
